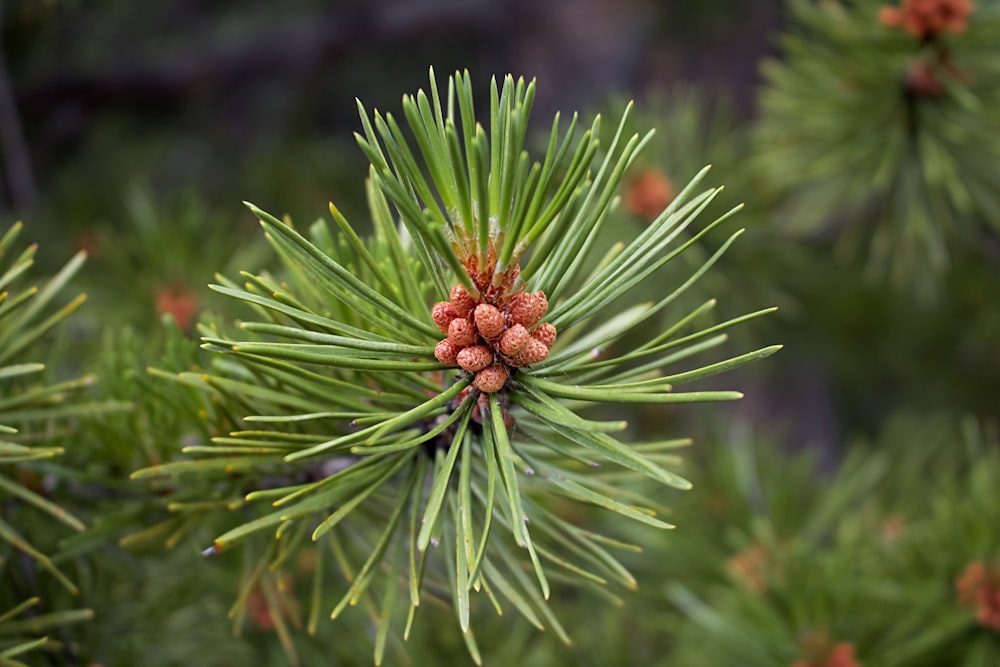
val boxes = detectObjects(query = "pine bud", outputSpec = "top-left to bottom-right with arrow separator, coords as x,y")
457,344 -> 493,372
449,284 -> 476,317
474,364 -> 508,393
434,339 -> 461,365
506,292 -> 535,327
447,317 -> 478,347
516,338 -> 549,366
531,322 -> 557,348
474,303 -> 505,339
529,291 -> 548,325
431,301 -> 458,333
499,323 -> 530,356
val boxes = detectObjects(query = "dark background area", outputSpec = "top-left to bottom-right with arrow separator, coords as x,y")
2,0 -> 783,224
5,0 -> 999,469
3,3 -> 1000,665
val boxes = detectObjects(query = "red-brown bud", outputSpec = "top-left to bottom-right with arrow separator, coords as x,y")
879,0 -> 972,38
511,338 -> 549,367
457,344 -> 494,372
474,303 -> 505,339
506,292 -> 535,327
625,168 -> 676,222
531,322 -> 557,349
474,364 -> 508,393
499,323 -> 530,356
449,284 -> 476,317
530,291 -> 548,325
447,317 -> 478,347
434,339 -> 461,366
431,301 -> 458,334
507,291 -> 548,328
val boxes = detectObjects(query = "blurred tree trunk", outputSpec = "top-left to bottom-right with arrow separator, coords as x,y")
0,0 -> 36,209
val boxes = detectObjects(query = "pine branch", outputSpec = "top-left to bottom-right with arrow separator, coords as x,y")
133,69 -> 776,664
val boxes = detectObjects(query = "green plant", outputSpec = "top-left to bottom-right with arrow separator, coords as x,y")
77,186 -> 271,335
668,414 -> 1000,667
132,69 -> 776,663
601,87 -> 793,337
755,0 -> 1000,294
0,223 -> 126,664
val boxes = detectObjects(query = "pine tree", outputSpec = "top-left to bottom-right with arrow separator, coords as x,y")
131,69 -> 777,664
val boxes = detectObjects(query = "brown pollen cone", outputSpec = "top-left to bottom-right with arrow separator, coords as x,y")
474,364 -> 508,393
457,344 -> 494,372
155,286 -> 199,331
430,249 -> 557,394
879,0 -> 973,38
434,339 -> 461,365
512,338 -> 549,367
499,324 -> 530,356
956,560 -> 1000,631
791,635 -> 861,667
448,317 -> 478,347
506,292 -> 537,328
432,301 -> 459,333
449,284 -> 477,317
530,291 -> 549,323
625,168 -> 676,222
532,322 -> 557,348
474,303 -> 505,339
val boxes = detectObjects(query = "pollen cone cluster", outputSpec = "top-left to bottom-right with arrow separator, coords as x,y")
432,283 -> 556,393
879,0 -> 973,37
956,560 -> 1000,631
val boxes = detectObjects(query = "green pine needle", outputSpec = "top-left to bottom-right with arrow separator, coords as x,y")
138,69 -> 777,657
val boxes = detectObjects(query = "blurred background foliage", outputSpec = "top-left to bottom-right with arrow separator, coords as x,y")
1,0 -> 998,665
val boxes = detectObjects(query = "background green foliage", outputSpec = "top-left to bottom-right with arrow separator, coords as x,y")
1,0 -> 998,665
